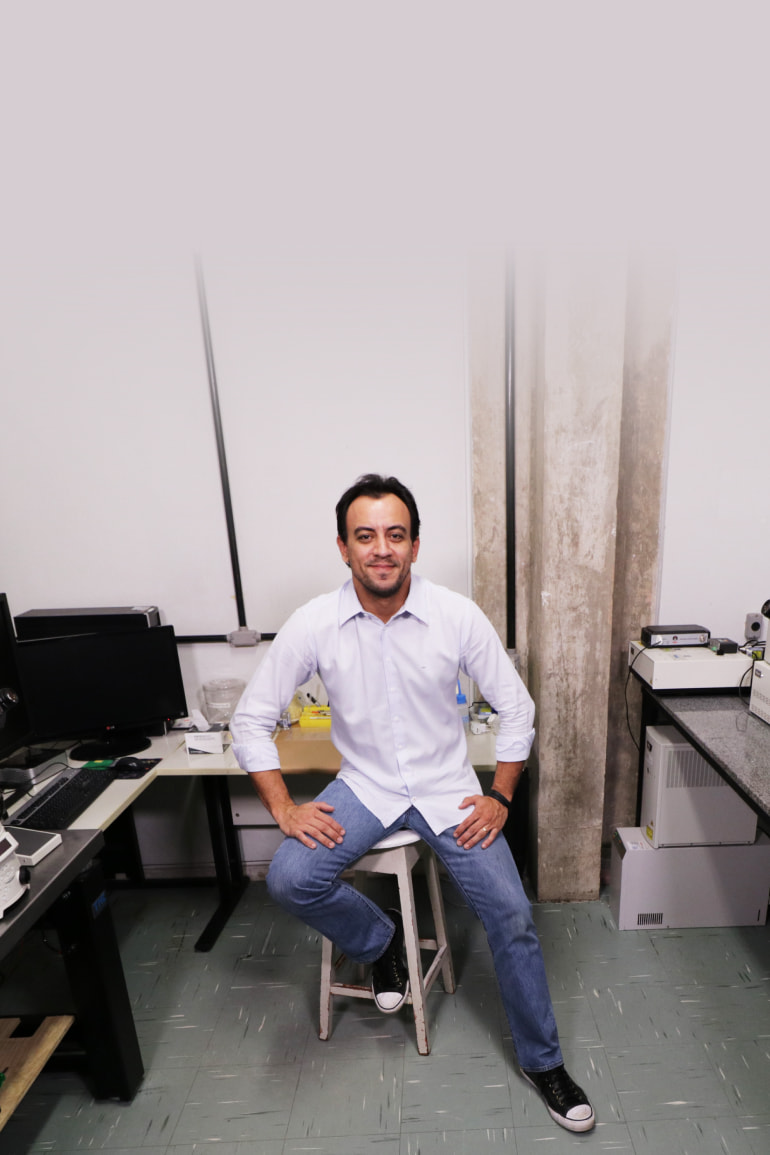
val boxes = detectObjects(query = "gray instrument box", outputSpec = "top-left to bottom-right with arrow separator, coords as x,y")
610,827 -> 770,929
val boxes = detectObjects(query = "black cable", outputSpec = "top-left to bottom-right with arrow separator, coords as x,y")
624,643 -> 651,751
10,760 -> 72,800
737,660 -> 755,708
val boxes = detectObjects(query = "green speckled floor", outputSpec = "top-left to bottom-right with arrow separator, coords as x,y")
0,874 -> 768,1154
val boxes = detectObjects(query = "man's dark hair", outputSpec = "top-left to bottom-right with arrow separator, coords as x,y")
336,474 -> 421,543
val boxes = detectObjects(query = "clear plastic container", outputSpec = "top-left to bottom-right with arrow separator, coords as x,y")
202,678 -> 245,726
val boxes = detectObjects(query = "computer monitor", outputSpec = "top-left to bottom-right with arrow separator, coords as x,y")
16,625 -> 188,760
0,593 -> 33,762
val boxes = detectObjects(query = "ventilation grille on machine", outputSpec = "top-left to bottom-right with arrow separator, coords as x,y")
750,672 -> 770,724
637,911 -> 664,927
664,747 -> 725,790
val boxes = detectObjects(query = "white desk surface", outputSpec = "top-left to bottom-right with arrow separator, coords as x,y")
38,726 -> 498,833
114,726 -> 497,777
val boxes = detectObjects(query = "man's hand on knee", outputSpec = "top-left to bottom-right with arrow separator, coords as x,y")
276,800 -> 346,849
454,794 -> 507,849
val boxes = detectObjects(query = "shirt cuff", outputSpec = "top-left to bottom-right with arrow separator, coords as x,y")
231,738 -> 281,775
494,728 -> 535,764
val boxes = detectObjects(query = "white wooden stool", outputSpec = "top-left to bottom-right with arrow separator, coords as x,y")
319,829 -> 455,1055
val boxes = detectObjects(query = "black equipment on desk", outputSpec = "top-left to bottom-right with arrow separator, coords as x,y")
14,604 -> 161,639
10,765 -> 118,830
0,593 -> 33,762
16,624 -> 188,761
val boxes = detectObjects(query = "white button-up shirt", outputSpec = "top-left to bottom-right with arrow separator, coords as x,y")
230,573 -> 535,835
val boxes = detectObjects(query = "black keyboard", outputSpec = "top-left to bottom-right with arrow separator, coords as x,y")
11,766 -> 117,830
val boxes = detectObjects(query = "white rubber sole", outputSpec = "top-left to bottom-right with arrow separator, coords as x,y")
372,981 -> 410,1014
521,1071 -> 595,1133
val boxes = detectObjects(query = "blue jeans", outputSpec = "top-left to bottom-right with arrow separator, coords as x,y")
267,779 -> 562,1072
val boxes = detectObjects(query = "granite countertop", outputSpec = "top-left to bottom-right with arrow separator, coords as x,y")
653,693 -> 770,818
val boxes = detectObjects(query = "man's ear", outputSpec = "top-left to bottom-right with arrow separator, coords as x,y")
337,536 -> 351,567
411,537 -> 420,563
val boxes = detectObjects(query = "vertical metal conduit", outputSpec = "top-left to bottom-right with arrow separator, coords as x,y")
505,260 -> 517,651
195,259 -> 248,631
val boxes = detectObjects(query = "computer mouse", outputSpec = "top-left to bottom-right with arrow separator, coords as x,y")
113,756 -> 147,778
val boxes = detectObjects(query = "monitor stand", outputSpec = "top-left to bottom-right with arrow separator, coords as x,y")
69,730 -> 152,762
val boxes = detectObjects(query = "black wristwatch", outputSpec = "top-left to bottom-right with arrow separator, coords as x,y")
488,788 -> 511,810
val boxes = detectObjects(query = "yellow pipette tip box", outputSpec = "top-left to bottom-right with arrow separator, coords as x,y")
298,706 -> 332,729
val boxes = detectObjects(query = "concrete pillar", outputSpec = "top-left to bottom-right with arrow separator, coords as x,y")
469,248 -> 673,900
518,250 -> 628,901
468,251 -> 508,639
603,254 -> 676,839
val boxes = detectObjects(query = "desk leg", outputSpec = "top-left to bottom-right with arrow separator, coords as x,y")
50,859 -> 143,1100
195,776 -> 249,952
101,808 -> 146,883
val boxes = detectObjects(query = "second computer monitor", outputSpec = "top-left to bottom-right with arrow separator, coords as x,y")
17,625 -> 188,760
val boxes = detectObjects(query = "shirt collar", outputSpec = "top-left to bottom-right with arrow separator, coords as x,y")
338,571 -> 429,626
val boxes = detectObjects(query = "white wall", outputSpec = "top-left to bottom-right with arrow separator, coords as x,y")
201,250 -> 472,627
658,251 -> 770,642
0,247 -> 472,712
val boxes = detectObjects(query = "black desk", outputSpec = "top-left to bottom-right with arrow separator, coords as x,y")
637,685 -> 770,830
0,829 -> 143,1100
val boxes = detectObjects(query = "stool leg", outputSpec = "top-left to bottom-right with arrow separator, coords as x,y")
394,853 -> 430,1055
319,936 -> 334,1040
424,851 -> 456,995
352,870 -> 368,981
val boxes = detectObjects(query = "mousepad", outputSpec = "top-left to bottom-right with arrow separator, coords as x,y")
82,758 -> 162,778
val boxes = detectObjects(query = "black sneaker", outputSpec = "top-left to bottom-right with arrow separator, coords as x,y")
521,1064 -> 595,1132
371,909 -> 409,1013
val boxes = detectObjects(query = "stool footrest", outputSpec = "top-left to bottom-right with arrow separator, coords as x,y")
327,942 -> 449,1005
329,982 -> 373,1000
319,837 -> 455,1055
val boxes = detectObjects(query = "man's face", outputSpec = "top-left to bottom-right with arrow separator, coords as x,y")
337,494 -> 420,602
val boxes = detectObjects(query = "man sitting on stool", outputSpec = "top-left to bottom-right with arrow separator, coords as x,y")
231,473 -> 595,1134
